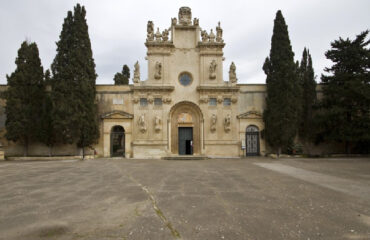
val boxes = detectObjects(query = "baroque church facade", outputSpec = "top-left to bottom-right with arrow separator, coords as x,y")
96,7 -> 266,158
2,7 -> 267,158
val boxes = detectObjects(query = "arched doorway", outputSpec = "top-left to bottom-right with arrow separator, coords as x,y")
246,125 -> 260,156
111,126 -> 125,157
169,101 -> 203,155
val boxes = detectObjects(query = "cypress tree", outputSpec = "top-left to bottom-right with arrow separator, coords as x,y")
38,69 -> 55,156
263,10 -> 301,156
298,48 -> 316,142
318,30 -> 370,153
51,10 -> 79,144
5,41 -> 45,156
51,4 -> 99,157
114,64 -> 130,85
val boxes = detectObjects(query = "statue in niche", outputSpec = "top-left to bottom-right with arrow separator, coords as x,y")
210,114 -> 217,132
209,60 -> 217,79
147,21 -> 154,41
138,115 -> 147,133
229,62 -> 237,83
155,28 -> 162,42
162,29 -> 169,42
133,61 -> 140,83
171,18 -> 177,26
216,22 -> 223,42
193,18 -> 199,26
209,29 -> 215,42
224,114 -> 231,132
154,62 -> 162,80
154,116 -> 161,132
201,30 -> 209,42
178,6 -> 192,25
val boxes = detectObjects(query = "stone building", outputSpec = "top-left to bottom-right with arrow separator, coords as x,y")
0,7 -> 267,158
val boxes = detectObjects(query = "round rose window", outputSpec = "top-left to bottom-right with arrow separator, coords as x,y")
179,72 -> 192,86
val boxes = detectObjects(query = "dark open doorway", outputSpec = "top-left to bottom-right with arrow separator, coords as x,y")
111,126 -> 125,157
178,127 -> 193,155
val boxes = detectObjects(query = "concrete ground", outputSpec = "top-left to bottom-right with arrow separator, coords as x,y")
0,157 -> 369,240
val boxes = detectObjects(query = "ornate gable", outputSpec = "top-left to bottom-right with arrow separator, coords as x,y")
101,110 -> 133,119
237,110 -> 262,119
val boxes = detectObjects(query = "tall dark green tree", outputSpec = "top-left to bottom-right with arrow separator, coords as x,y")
263,10 -> 302,155
38,69 -> 55,156
51,4 -> 99,157
114,64 -> 130,85
317,30 -> 370,153
298,48 -> 316,142
5,41 -> 45,156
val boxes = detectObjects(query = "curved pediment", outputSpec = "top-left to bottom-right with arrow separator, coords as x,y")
237,110 -> 262,119
101,110 -> 133,119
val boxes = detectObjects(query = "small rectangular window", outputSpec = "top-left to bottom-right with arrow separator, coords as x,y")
209,98 -> 217,106
223,98 -> 231,106
140,98 -> 148,106
154,98 -> 162,106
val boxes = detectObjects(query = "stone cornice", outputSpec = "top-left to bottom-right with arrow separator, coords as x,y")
145,42 -> 175,48
197,41 -> 225,49
196,85 -> 240,93
132,85 -> 175,92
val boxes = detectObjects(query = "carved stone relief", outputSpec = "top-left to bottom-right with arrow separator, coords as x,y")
229,62 -> 237,83
154,116 -> 161,132
201,30 -> 209,42
209,60 -> 217,79
138,115 -> 147,133
147,21 -> 154,41
155,28 -> 162,42
154,62 -> 162,79
210,114 -> 217,132
178,7 -> 192,25
224,114 -> 231,132
133,61 -> 140,83
216,22 -> 223,43
209,29 -> 215,42
162,29 -> 169,42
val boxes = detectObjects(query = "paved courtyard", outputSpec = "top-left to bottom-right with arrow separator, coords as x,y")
0,157 -> 369,240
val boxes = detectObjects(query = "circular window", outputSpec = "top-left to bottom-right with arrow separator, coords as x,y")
179,72 -> 192,86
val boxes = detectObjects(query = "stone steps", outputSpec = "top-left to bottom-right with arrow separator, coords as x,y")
162,155 -> 209,160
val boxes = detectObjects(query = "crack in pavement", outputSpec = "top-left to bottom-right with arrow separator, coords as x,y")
127,174 -> 182,239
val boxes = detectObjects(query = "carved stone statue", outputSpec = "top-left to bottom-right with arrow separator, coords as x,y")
201,30 -> 209,42
229,62 -> 237,83
210,114 -> 217,132
154,62 -> 162,80
155,28 -> 162,42
216,22 -> 223,42
209,60 -> 217,79
138,115 -> 147,133
171,18 -> 177,26
193,18 -> 199,26
154,116 -> 161,132
224,114 -> 231,132
147,21 -> 154,41
178,6 -> 192,25
209,29 -> 215,42
133,61 -> 140,83
162,29 -> 169,42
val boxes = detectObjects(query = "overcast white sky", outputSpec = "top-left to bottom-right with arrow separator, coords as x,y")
0,0 -> 369,84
